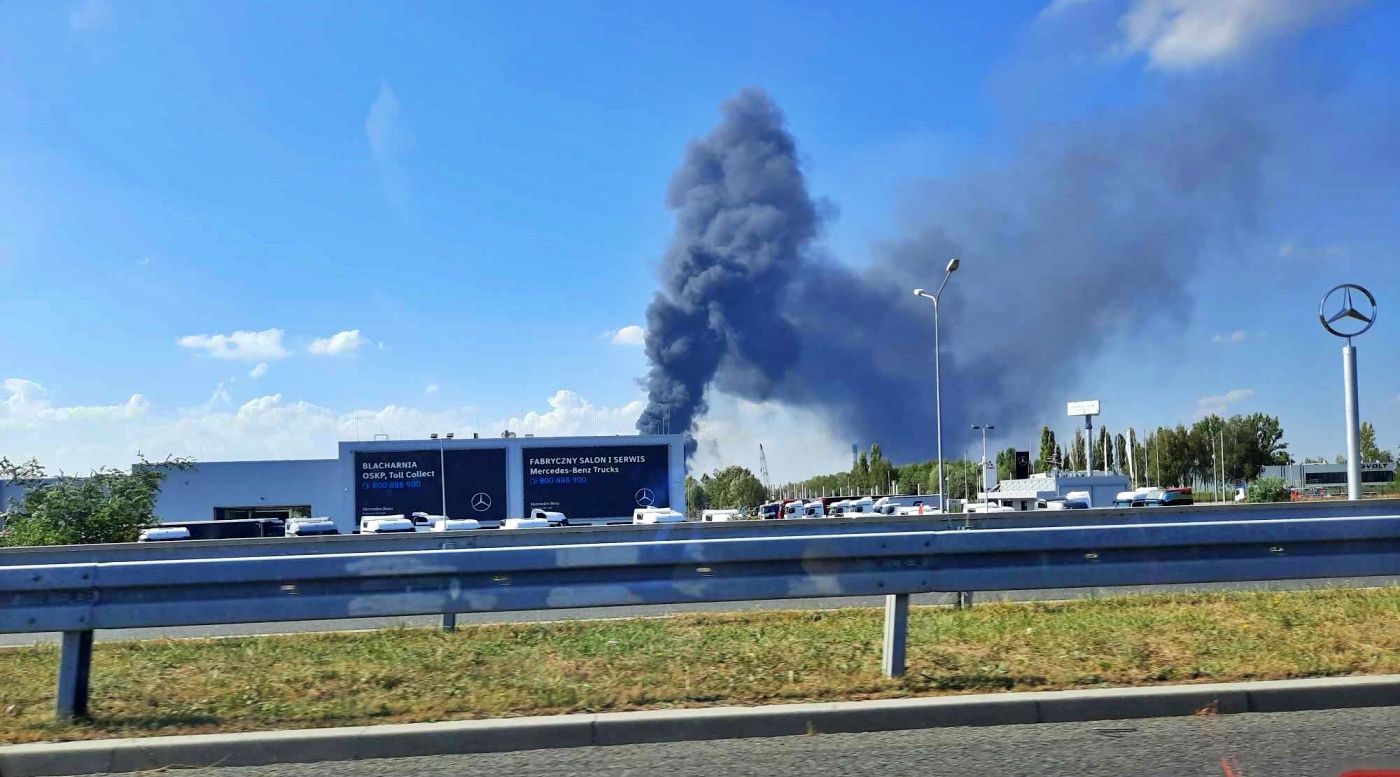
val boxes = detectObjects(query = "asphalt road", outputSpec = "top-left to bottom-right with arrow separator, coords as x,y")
97,706 -> 1400,777
2,575 -> 1396,647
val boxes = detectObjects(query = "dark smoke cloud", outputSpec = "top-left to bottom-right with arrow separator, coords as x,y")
636,89 -> 814,448
637,82 -> 1307,463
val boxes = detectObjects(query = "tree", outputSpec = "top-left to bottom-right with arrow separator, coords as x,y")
705,466 -> 767,510
1067,430 -> 1087,471
1037,427 -> 1057,473
1115,433 -> 1128,474
684,476 -> 709,520
1360,422 -> 1393,463
854,452 -> 870,492
995,447 -> 1018,482
869,457 -> 896,495
1097,427 -> 1112,472
1,456 -> 191,547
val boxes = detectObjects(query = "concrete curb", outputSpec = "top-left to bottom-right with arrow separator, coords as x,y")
2,675 -> 1397,776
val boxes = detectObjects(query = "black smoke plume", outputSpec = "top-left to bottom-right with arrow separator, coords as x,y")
637,80 -> 1325,463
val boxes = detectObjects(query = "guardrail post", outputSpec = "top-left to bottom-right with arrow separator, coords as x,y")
441,612 -> 457,633
882,593 -> 909,678
956,591 -> 974,609
56,630 -> 94,719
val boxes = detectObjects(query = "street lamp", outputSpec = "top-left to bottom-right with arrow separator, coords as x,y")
971,424 -> 994,506
914,257 -> 961,513
431,432 -> 455,517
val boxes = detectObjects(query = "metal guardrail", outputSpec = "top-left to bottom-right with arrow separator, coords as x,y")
2,499 -> 1394,567
4,513 -> 1400,720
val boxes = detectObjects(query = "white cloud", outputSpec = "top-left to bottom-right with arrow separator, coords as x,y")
178,329 -> 289,363
308,330 -> 370,356
68,0 -> 109,31
497,390 -> 646,438
1196,388 -> 1254,417
690,394 -> 854,485
1117,0 -> 1350,70
1211,330 -> 1247,344
249,362 -> 270,379
425,384 -> 440,395
2,379 -> 147,426
609,325 -> 646,347
366,83 -> 410,168
0,377 -> 488,472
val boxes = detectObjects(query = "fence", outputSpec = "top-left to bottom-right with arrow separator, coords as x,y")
5,511 -> 1400,719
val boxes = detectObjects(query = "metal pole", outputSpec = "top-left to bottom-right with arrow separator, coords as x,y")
1085,416 -> 1094,477
882,593 -> 909,678
1344,345 -> 1362,500
441,612 -> 457,633
56,630 -> 94,719
980,427 -> 988,504
439,438 -> 448,516
934,297 -> 945,513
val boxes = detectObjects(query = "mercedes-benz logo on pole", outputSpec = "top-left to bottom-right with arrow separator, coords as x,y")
1320,284 -> 1377,341
470,492 -> 492,512
635,488 -> 655,507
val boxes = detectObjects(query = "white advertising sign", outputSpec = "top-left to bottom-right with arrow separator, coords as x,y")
1067,400 -> 1101,417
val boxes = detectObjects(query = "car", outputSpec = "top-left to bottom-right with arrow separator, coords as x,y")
138,526 -> 192,542
502,517 -> 550,529
285,517 -> 339,536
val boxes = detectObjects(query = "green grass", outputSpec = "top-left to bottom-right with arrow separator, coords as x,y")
3,587 -> 1399,745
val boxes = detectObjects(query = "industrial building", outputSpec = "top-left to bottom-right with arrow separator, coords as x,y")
1258,461 -> 1396,490
1,434 -> 686,534
978,473 -> 1131,510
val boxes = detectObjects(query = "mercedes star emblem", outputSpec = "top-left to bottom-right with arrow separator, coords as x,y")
635,488 -> 655,507
1319,283 -> 1377,340
470,492 -> 492,512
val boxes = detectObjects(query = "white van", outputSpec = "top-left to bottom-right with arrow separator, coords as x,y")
782,500 -> 805,518
430,518 -> 482,531
503,516 -> 550,529
360,515 -> 416,534
633,507 -> 685,524
285,517 -> 339,536
802,501 -> 826,519
702,509 -> 744,522
529,509 -> 569,527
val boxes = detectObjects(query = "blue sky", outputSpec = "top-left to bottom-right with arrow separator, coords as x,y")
0,0 -> 1396,481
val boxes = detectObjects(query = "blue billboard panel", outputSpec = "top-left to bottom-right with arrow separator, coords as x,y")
354,448 -> 507,521
523,444 -> 670,521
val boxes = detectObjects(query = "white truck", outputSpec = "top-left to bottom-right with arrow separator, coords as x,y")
633,507 -> 686,524
285,517 -> 339,536
701,509 -> 744,522
360,515 -> 416,534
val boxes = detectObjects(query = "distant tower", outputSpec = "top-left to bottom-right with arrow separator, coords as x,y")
758,444 -> 771,495
852,443 -> 858,468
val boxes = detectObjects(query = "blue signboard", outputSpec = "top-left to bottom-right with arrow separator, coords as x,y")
354,448 -> 507,521
523,444 -> 670,521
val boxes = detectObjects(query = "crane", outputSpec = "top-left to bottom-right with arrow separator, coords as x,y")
758,444 -> 771,495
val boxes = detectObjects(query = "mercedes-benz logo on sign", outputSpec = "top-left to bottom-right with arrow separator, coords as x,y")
635,488 -> 655,507
1320,284 -> 1377,340
470,492 -> 492,512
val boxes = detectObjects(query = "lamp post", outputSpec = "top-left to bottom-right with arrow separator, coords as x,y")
913,257 -> 960,514
972,424 -> 994,505
430,432 -> 455,516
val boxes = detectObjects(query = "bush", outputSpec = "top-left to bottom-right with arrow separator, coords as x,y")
0,456 -> 191,547
1246,476 -> 1292,503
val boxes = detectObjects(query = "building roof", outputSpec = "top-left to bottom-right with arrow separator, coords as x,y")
986,477 -> 1059,499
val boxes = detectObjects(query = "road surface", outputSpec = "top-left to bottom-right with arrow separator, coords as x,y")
2,575 -> 1395,647
95,706 -> 1400,777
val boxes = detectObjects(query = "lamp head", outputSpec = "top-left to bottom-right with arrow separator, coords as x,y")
913,288 -> 925,297
946,258 -> 960,273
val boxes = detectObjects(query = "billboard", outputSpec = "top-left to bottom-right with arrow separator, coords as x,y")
354,448 -> 507,521
524,444 -> 670,520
